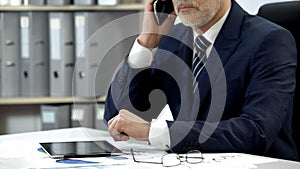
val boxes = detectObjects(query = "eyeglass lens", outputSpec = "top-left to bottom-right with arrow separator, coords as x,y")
186,150 -> 203,163
162,150 -> 203,167
162,154 -> 181,167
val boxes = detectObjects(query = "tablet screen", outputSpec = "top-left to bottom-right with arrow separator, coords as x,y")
40,140 -> 122,158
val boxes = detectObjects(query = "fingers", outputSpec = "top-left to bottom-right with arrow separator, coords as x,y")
118,133 -> 129,141
145,0 -> 155,12
108,116 -> 118,136
108,112 -> 130,141
107,110 -> 150,141
164,11 -> 177,25
119,109 -> 147,123
107,115 -> 116,126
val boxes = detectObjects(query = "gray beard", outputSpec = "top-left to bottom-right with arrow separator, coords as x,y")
176,0 -> 222,29
180,15 -> 212,28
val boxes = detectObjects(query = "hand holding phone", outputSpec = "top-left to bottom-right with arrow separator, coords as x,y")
137,0 -> 176,49
153,0 -> 174,25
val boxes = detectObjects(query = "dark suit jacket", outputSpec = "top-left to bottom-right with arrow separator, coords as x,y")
104,0 -> 298,160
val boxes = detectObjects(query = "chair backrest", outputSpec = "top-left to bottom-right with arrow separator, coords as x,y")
258,1 -> 300,160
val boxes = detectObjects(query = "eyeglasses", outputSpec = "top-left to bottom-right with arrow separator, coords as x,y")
130,148 -> 204,167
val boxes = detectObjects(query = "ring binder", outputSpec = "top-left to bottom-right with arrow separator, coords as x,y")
0,12 -> 21,97
5,40 -> 15,46
49,12 -> 75,97
20,12 -> 49,97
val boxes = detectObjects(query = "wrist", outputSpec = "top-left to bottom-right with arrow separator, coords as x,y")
137,34 -> 162,50
143,122 -> 151,141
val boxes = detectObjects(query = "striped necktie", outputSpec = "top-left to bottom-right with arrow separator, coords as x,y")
192,35 -> 211,92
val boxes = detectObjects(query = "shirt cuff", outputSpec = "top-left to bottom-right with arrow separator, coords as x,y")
149,119 -> 170,150
128,39 -> 154,68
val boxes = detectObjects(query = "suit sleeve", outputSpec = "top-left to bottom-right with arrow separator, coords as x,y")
104,56 -> 154,123
167,28 -> 297,159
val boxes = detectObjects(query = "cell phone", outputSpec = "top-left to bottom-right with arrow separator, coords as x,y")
153,0 -> 174,25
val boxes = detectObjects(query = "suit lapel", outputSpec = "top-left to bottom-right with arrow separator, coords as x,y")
197,1 -> 245,109
214,0 -> 245,66
174,25 -> 194,68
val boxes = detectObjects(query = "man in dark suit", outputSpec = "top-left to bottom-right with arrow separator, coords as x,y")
104,0 -> 298,160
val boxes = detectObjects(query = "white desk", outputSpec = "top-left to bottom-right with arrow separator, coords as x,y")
0,127 -> 299,169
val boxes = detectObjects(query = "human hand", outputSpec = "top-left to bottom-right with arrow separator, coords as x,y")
138,0 -> 177,49
108,109 -> 151,141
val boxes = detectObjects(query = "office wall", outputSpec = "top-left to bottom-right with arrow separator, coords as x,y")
236,0 -> 299,14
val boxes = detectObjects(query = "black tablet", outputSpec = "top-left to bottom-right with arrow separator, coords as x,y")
39,140 -> 122,158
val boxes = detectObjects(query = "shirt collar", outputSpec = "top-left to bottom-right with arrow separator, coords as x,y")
193,4 -> 231,45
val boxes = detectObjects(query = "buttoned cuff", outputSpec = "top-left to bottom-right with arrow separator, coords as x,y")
128,39 -> 154,68
149,119 -> 170,150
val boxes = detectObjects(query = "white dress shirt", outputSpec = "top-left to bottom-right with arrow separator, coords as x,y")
127,8 -> 230,149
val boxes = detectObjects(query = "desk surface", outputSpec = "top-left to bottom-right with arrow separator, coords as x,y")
0,127 -> 299,169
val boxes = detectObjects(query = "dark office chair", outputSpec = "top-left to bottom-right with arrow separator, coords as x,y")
258,1 -> 300,161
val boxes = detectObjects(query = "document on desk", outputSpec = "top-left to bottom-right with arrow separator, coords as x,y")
0,139 -> 280,169
195,153 -> 279,169
0,141 -> 130,169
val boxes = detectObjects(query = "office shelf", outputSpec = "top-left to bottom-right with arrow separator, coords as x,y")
0,3 -> 142,104
0,96 -> 106,105
0,4 -> 144,11
0,3 -> 141,134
